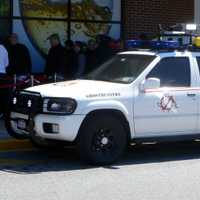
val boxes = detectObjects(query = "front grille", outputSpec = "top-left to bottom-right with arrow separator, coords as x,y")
11,91 -> 43,115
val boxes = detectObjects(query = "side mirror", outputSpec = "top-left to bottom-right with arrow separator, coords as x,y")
140,78 -> 160,92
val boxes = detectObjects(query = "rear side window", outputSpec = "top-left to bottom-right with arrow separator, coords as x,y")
147,57 -> 191,87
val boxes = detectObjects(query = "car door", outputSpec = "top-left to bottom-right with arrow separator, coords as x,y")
134,55 -> 199,138
194,56 -> 200,132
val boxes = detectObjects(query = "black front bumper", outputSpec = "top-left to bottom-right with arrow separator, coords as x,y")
9,90 -> 43,132
11,90 -> 42,114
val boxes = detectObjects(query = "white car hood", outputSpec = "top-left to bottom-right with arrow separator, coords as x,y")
26,80 -> 128,99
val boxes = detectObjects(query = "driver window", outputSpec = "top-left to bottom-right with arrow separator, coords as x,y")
146,57 -> 191,87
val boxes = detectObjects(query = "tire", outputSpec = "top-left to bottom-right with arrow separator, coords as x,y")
4,112 -> 28,140
78,113 -> 127,165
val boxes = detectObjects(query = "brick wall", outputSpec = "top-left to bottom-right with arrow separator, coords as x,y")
122,0 -> 194,39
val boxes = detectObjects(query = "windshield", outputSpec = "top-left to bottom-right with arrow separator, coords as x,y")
85,54 -> 156,84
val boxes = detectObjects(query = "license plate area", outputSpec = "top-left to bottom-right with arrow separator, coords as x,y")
17,119 -> 27,130
11,112 -> 29,131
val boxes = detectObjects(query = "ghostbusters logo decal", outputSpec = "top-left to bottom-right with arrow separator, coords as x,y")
158,95 -> 178,112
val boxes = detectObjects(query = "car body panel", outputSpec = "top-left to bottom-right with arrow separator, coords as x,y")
7,50 -> 200,142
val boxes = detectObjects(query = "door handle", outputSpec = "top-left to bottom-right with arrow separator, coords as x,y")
187,93 -> 196,97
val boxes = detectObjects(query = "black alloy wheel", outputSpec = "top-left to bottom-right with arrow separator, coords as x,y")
78,113 -> 127,165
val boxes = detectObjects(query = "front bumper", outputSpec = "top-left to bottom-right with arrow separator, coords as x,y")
10,112 -> 85,142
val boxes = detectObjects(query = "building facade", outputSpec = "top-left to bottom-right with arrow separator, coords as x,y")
0,0 -> 195,72
122,0 -> 194,39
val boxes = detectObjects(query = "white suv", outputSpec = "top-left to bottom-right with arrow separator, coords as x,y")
6,49 -> 200,165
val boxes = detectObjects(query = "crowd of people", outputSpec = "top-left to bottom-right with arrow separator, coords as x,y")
0,33 -> 122,115
0,33 -> 122,78
45,34 -> 122,79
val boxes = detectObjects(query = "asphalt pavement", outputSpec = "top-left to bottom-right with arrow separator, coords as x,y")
1,120 -> 200,200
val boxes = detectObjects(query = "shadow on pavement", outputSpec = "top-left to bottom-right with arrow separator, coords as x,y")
1,141 -> 200,174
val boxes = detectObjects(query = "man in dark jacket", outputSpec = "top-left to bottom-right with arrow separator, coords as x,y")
85,39 -> 99,74
96,34 -> 113,66
45,34 -> 66,78
7,33 -> 32,75
73,41 -> 86,79
64,40 -> 75,79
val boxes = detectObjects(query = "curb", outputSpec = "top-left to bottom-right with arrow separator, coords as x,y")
0,139 -> 33,151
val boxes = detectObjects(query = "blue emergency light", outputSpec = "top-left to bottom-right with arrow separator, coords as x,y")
126,40 -> 180,50
150,41 -> 180,49
126,40 -> 144,49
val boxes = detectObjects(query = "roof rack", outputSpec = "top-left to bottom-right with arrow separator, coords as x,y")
125,40 -> 191,52
126,24 -> 200,52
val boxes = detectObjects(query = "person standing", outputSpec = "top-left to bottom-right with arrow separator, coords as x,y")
64,40 -> 75,79
45,34 -> 66,80
96,34 -> 113,66
0,39 -> 9,116
73,41 -> 86,79
7,33 -> 32,75
85,39 -> 99,74
0,44 -> 9,74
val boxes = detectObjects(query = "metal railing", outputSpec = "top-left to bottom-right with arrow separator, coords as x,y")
0,73 -> 65,90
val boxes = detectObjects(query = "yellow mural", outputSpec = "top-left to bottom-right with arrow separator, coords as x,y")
19,0 -> 114,54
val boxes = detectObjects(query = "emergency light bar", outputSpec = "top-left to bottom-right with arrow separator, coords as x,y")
126,24 -> 200,51
126,40 -> 180,50
186,24 -> 197,31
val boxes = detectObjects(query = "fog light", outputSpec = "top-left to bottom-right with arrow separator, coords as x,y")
43,123 -> 59,134
52,124 -> 59,133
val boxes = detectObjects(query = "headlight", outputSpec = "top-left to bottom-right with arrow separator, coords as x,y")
43,98 -> 77,115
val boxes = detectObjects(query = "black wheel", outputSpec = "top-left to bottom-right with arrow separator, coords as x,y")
5,112 -> 28,139
78,113 -> 127,165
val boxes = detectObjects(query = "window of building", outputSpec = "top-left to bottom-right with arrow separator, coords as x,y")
0,0 -> 11,38
147,57 -> 191,87
0,0 -> 10,17
1,0 -> 121,72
